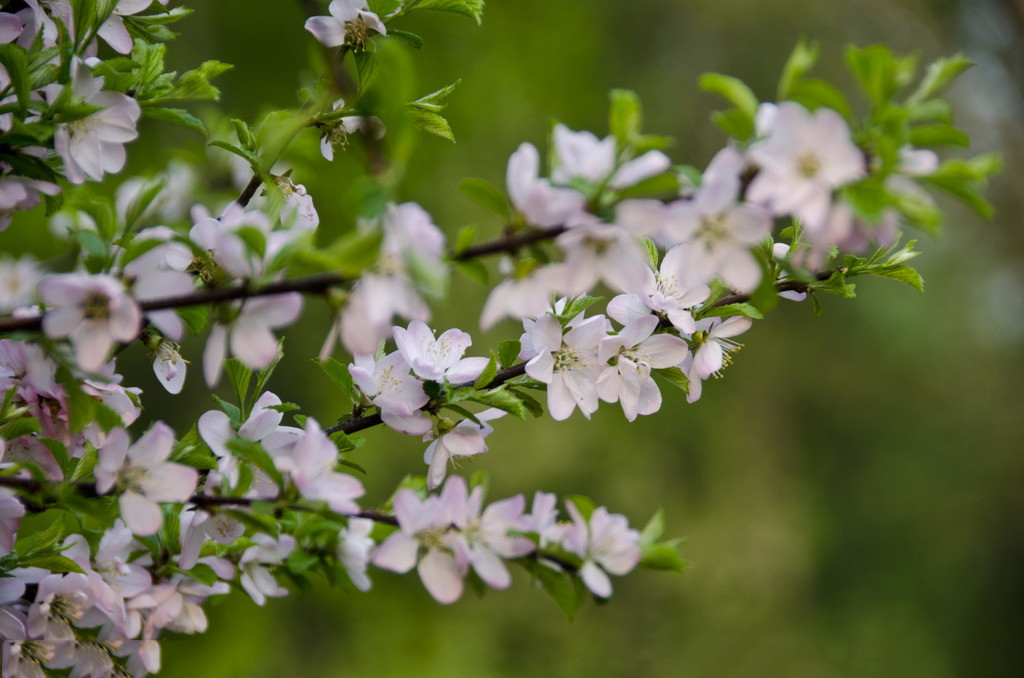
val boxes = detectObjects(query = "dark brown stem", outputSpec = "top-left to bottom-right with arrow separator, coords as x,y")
324,363 -> 529,435
452,226 -> 567,261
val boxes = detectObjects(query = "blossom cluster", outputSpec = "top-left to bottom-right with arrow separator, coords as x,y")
0,1 -> 995,676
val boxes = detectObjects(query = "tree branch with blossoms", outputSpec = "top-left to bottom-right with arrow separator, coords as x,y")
0,1 -> 999,676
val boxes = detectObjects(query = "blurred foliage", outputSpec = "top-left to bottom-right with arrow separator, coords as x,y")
82,0 -> 1024,676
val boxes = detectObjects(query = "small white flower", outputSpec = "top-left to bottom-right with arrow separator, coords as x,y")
305,0 -> 386,48
38,273 -> 142,372
747,101 -> 865,230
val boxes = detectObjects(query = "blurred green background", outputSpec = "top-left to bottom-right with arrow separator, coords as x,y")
91,0 -> 1024,676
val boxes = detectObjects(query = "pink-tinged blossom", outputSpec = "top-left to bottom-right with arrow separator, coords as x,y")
305,0 -> 386,48
423,409 -> 504,490
517,491 -> 565,548
198,391 -> 298,492
608,243 -> 711,335
2,642 -> 55,678
319,99 -> 386,161
0,176 -> 60,230
123,227 -> 194,342
179,507 -> 245,571
596,315 -> 690,421
522,313 -> 609,420
203,292 -> 302,387
97,0 -> 169,54
0,255 -> 41,312
555,219 -> 650,296
338,518 -> 375,592
39,273 -> 142,372
479,263 -> 564,331
151,340 -> 187,395
0,13 -> 23,45
747,101 -> 865,230
562,503 -> 642,598
276,176 -> 319,231
54,62 -> 140,185
62,523 -> 151,636
551,124 -> 670,190
615,198 -> 692,247
239,534 -> 295,606
372,484 -> 461,603
276,418 -> 364,513
373,477 -> 534,603
95,424 -> 199,536
393,320 -> 489,383
336,202 -> 445,355
47,641 -> 117,678
27,573 -> 93,641
670,147 -> 773,292
189,204 -> 284,279
349,352 -> 432,435
681,316 -> 752,404
506,142 -> 586,227
0,487 -> 24,555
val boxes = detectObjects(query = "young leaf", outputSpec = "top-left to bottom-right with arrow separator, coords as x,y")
460,178 -> 510,217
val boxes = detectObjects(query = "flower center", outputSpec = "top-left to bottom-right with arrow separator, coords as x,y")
797,152 -> 821,178
83,293 -> 111,321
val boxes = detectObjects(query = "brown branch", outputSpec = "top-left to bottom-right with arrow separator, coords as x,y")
451,226 -> 567,261
0,225 -> 571,336
0,474 -> 399,526
324,362 -> 529,435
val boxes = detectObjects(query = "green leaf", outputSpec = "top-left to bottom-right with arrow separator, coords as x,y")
0,416 -> 41,440
534,560 -> 587,621
177,305 -> 209,334
700,73 -> 758,118
19,554 -> 85,575
454,259 -> 488,285
316,357 -> 360,405
388,29 -> 424,49
907,124 -> 969,147
353,51 -> 378,95
460,178 -> 510,217
209,139 -> 260,168
640,540 -> 689,573
226,438 -> 285,489
845,44 -> 916,106
224,358 -> 253,415
468,386 -> 527,420
560,296 -> 603,322
566,495 -> 596,521
69,445 -> 98,483
140,107 -> 207,135
908,54 -> 972,105
786,77 -> 854,121
778,38 -> 820,100
710,108 -> 755,141
652,367 -> 689,395
409,79 -> 461,111
699,302 -> 764,321
498,340 -> 521,370
0,44 -> 31,111
404,0 -> 485,23
121,178 -> 167,232
162,60 -> 232,102
253,340 -> 284,397
865,265 -> 924,292
508,388 -> 543,417
472,353 -> 498,390
609,88 -> 643,148
180,562 -> 219,587
639,508 -> 665,548
408,108 -> 454,142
